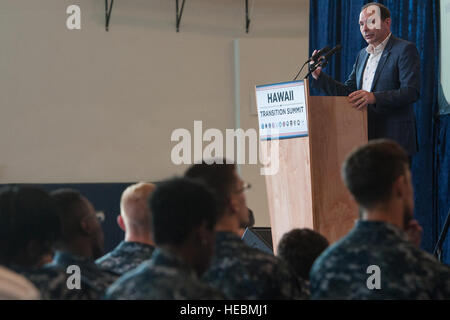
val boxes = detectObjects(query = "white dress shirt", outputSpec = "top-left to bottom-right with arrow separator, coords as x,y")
362,33 -> 392,92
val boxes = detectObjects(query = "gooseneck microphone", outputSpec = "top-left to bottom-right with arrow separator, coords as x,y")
293,45 -> 331,81
309,45 -> 331,62
303,44 -> 342,79
320,44 -> 343,68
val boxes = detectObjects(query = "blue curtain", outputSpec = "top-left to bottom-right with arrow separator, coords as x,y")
309,0 -> 447,264
436,115 -> 450,263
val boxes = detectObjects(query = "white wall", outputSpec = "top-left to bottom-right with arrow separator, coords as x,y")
0,0 -> 309,227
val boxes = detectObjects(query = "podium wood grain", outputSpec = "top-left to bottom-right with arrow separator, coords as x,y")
262,94 -> 367,252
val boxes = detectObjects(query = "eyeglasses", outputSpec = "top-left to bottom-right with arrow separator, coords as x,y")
96,211 -> 105,223
235,182 -> 252,194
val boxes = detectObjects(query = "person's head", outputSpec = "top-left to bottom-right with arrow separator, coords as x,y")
51,189 -> 104,260
342,139 -> 414,229
118,182 -> 156,244
360,2 -> 391,46
150,177 -> 219,276
184,160 -> 250,231
277,229 -> 329,280
0,186 -> 61,267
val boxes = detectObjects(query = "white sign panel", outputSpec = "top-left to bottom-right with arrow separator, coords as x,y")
255,80 -> 308,140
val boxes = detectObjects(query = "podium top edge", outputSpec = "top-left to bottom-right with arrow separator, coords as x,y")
255,80 -> 305,89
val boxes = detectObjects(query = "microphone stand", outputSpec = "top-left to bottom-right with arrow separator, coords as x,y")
433,207 -> 450,263
303,58 -> 327,80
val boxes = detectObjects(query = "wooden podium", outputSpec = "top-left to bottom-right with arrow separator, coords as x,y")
256,80 -> 367,252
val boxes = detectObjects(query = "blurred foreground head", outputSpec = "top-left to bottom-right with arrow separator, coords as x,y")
0,186 -> 60,267
150,177 -> 219,276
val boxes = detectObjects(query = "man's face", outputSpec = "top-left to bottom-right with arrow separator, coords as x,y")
359,7 -> 391,46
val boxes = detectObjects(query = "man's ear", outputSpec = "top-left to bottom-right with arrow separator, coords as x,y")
80,217 -> 93,235
117,214 -> 126,232
385,17 -> 392,28
393,175 -> 407,198
228,195 -> 239,215
194,222 -> 212,247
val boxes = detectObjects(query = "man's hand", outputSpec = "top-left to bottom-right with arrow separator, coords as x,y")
310,49 -> 323,80
405,220 -> 423,247
348,90 -> 376,110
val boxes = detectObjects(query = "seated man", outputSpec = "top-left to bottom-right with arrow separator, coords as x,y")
277,228 -> 329,297
310,139 -> 450,299
96,182 -> 156,274
0,186 -> 89,299
105,177 -> 224,299
185,161 -> 308,299
50,189 -> 119,299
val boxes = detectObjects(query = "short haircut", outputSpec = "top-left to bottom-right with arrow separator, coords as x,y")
0,186 -> 61,265
184,160 -> 237,216
341,139 -> 409,210
150,177 -> 218,246
50,189 -> 87,242
277,228 -> 329,280
120,182 -> 155,231
362,2 -> 391,21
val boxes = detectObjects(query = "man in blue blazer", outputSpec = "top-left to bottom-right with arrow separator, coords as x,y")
311,2 -> 421,156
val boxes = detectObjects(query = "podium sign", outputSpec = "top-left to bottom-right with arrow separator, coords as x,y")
255,81 -> 308,140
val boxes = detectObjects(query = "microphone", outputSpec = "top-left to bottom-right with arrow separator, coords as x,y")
308,45 -> 331,62
293,45 -> 331,81
319,44 -> 342,67
303,44 -> 342,80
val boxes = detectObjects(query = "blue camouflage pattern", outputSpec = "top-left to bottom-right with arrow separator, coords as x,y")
310,220 -> 450,299
105,248 -> 225,300
203,231 -> 309,299
48,251 -> 119,299
95,241 -> 155,275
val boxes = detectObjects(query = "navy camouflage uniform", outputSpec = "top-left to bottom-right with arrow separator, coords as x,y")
310,220 -> 450,299
203,231 -> 309,299
105,248 -> 225,300
8,264 -> 94,300
96,241 -> 155,275
48,251 -> 119,299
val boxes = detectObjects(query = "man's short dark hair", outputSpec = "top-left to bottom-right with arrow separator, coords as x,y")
277,228 -> 329,280
150,177 -> 218,246
0,186 -> 61,265
184,160 -> 237,216
342,139 -> 409,210
50,189 -> 87,243
362,2 -> 391,21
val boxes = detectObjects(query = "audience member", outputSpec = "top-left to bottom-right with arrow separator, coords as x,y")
105,177 -> 224,299
50,189 -> 119,298
277,228 -> 329,296
185,160 -> 308,299
0,186 -> 87,299
96,182 -> 156,274
310,139 -> 450,299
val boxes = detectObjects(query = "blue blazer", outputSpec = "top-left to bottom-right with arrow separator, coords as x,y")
313,35 -> 421,155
